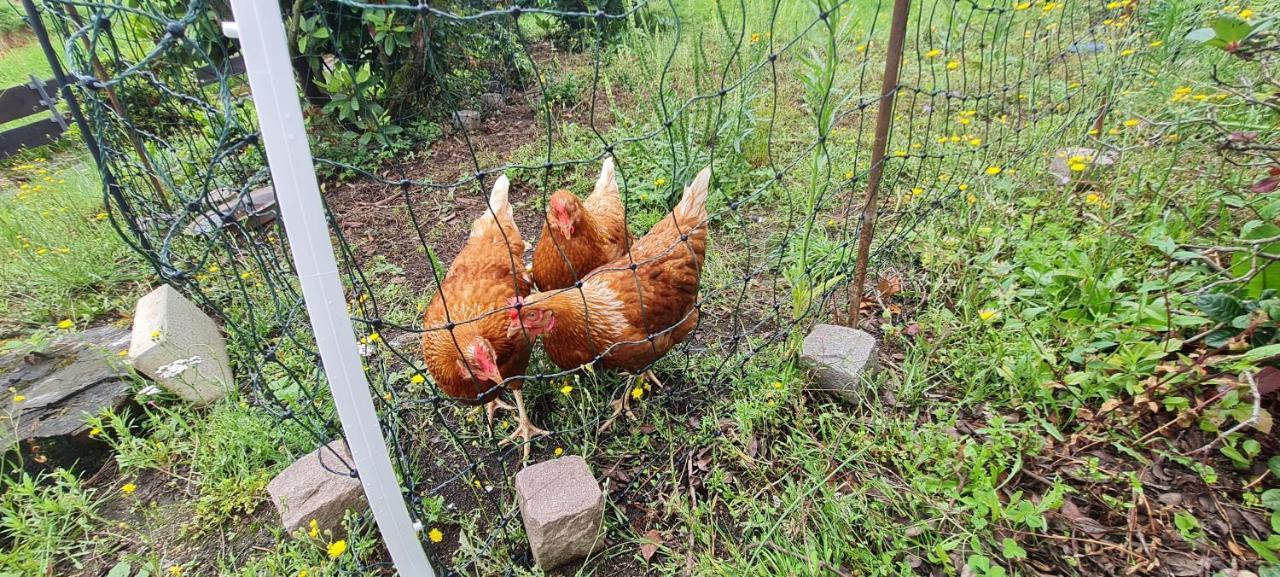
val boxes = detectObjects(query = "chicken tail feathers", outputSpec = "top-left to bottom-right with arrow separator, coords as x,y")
488,175 -> 513,224
592,156 -> 618,200
674,166 -> 711,224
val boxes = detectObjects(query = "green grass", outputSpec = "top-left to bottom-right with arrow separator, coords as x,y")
0,151 -> 146,331
0,38 -> 50,88
3,0 -> 1278,576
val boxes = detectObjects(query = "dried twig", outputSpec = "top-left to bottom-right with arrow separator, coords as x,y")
1186,371 -> 1261,455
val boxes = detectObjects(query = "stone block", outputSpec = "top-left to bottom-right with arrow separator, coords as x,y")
481,92 -> 506,113
453,109 -> 481,133
800,323 -> 878,401
267,440 -> 365,534
2,325 -> 136,474
128,284 -> 232,405
515,455 -> 605,570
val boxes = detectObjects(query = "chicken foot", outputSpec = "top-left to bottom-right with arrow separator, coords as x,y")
599,375 -> 642,433
497,390 -> 549,461
485,397 -> 514,426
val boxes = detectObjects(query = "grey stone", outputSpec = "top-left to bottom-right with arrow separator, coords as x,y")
481,92 -> 506,113
515,455 -> 605,570
128,284 -> 233,405
266,440 -> 366,534
1048,147 -> 1117,187
800,323 -> 878,401
183,186 -> 278,236
1,325 -> 136,473
453,109 -> 481,133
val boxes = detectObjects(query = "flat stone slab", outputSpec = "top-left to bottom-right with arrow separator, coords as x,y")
128,284 -> 233,405
800,323 -> 878,401
183,186 -> 278,236
1,325 -> 135,473
267,439 -> 366,534
515,455 -> 605,570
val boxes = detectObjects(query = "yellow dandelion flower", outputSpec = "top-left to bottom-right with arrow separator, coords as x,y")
1123,118 -> 1139,128
958,184 -> 969,192
308,519 -> 320,538
966,194 -> 977,205
924,48 -> 942,58
94,212 -> 109,221
150,330 -> 162,342
772,381 -> 783,389
122,483 -> 137,494
1069,161 -> 1088,172
207,264 -> 219,273
1149,40 -> 1163,47
1041,2 -> 1059,13
12,395 -> 25,403
631,386 -> 644,400
750,33 -> 761,43
936,135 -> 949,144
911,187 -> 924,196
946,60 -> 959,70
240,271 -> 253,280
554,447 -> 564,457
844,170 -> 854,179
978,309 -> 999,322
117,350 -> 128,358
654,177 -> 667,187
1014,1 -> 1031,9
428,528 -> 444,543
968,138 -> 981,146
985,166 -> 1002,176
1085,193 -> 1102,204
327,539 -> 347,559
410,374 -> 425,385
560,384 -> 573,395
855,43 -> 867,53
57,319 -> 74,329
299,571 -> 309,577
1239,8 -> 1253,19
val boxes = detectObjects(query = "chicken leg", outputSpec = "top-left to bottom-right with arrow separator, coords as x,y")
599,376 -> 640,433
498,390 -> 549,461
485,397 -> 514,426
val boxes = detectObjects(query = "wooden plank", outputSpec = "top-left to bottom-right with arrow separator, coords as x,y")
196,55 -> 246,87
0,80 -> 56,125
0,118 -> 66,159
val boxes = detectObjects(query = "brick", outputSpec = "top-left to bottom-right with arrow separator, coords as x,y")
267,440 -> 366,534
127,284 -> 232,405
515,455 -> 605,570
800,323 -> 878,401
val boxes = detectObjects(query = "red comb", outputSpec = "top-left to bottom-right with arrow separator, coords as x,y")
506,296 -> 523,319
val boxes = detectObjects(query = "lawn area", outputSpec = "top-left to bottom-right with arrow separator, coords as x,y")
1,0 -> 1278,576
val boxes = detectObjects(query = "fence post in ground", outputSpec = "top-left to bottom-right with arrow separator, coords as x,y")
222,1 -> 436,575
848,0 -> 911,326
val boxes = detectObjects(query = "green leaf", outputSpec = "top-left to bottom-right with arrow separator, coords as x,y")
1244,344 -> 1280,364
1211,16 -> 1253,43
1262,489 -> 1280,511
106,563 -> 132,577
1002,537 -> 1027,560
1260,564 -> 1280,577
1249,537 -> 1280,564
1197,293 -> 1244,323
1269,456 -> 1280,478
1185,27 -> 1216,43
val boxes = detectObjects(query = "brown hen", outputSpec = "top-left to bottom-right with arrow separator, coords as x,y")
508,167 -> 711,429
531,157 -> 633,290
422,175 -> 544,457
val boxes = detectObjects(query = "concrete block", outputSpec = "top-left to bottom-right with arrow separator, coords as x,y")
515,455 -> 605,570
128,284 -> 233,405
800,323 -> 878,400
267,440 -> 366,534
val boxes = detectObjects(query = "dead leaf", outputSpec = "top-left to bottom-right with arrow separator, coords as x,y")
746,435 -> 759,459
640,529 -> 663,562
1253,409 -> 1273,434
905,322 -> 920,336
877,273 -> 903,299
1258,367 -> 1280,396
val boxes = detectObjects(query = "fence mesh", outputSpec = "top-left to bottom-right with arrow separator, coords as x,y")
31,0 -> 1140,572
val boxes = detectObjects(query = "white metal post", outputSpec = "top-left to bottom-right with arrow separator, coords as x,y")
222,3 -> 435,575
